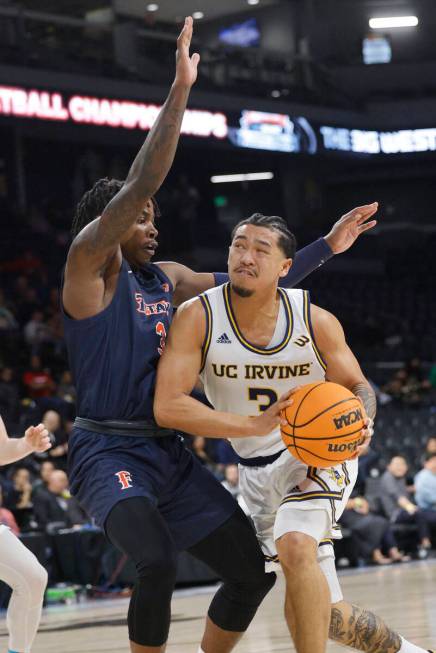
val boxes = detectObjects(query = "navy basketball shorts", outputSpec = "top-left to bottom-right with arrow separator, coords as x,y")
68,429 -> 237,551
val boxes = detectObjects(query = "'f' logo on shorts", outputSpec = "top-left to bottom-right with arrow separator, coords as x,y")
115,471 -> 133,489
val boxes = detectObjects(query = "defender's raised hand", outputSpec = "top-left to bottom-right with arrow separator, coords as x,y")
325,202 -> 378,254
175,16 -> 200,88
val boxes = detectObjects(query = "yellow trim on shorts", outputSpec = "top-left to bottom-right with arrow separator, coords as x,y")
319,538 -> 334,547
280,490 -> 343,506
307,466 -> 330,492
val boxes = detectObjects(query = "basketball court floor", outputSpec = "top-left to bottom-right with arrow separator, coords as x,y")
1,560 -> 435,652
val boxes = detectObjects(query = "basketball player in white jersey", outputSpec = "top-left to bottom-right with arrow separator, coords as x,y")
0,416 -> 50,653
155,213 -> 433,653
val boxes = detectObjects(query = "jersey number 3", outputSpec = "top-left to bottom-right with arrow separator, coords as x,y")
248,388 -> 278,413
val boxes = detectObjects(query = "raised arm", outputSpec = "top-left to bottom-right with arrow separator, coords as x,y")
311,305 -> 376,420
280,202 -> 378,288
64,17 -> 199,316
0,416 -> 51,466
154,300 -> 292,437
158,203 -> 378,305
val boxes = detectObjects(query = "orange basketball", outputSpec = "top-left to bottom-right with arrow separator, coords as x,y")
280,381 -> 366,468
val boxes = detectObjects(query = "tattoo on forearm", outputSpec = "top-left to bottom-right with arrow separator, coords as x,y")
95,86 -> 190,249
329,605 -> 401,653
353,383 -> 377,420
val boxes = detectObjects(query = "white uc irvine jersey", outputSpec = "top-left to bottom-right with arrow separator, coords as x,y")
199,283 -> 326,459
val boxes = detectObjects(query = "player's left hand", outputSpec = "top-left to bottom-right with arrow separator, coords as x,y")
24,423 -> 52,453
354,416 -> 374,458
174,16 -> 200,88
324,203 -> 378,254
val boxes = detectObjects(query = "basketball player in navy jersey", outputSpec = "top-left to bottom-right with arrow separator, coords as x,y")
62,16 -> 380,653
155,214 -> 434,653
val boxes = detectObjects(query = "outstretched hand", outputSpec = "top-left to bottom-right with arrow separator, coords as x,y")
175,16 -> 200,88
325,203 -> 378,254
24,423 -> 52,453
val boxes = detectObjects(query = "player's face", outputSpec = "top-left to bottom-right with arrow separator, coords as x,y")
121,199 -> 158,267
228,225 -> 292,296
389,456 -> 408,477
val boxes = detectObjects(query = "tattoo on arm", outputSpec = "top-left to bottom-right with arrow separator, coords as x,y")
352,382 -> 377,420
329,605 -> 401,653
95,85 -> 190,250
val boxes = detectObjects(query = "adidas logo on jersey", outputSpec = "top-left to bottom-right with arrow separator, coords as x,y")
217,332 -> 232,344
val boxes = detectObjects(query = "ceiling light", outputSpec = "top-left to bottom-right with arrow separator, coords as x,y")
369,16 -> 418,29
211,172 -> 274,184
146,3 -> 159,12
193,11 -> 204,19
271,89 -> 281,98
247,0 -> 260,5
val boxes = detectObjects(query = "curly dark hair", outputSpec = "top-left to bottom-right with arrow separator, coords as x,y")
231,213 -> 296,258
71,178 -> 161,238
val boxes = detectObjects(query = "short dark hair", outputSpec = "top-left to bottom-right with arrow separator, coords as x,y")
424,452 -> 436,462
231,213 -> 296,259
71,177 -> 161,238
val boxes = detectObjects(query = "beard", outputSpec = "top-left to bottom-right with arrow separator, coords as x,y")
231,284 -> 254,298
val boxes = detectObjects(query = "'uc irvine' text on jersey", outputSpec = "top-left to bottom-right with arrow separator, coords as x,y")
199,284 -> 326,458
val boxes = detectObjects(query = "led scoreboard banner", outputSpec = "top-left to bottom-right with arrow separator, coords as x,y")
320,125 -> 436,154
1,84 -> 436,156
0,85 -> 228,139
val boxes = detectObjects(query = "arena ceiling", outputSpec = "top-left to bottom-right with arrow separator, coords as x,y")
2,0 -> 424,24
1,0 -> 435,107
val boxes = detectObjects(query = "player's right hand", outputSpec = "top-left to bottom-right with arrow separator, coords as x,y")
24,423 -> 52,453
249,390 -> 294,436
175,17 -> 200,88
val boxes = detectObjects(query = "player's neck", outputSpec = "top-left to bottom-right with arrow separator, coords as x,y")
230,286 -> 280,325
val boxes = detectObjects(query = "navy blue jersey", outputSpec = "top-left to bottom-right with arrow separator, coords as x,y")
62,260 -> 173,420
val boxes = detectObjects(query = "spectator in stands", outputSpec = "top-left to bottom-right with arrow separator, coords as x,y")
414,453 -> 436,512
402,358 -> 431,406
23,309 -> 52,352
57,369 -> 76,404
380,455 -> 433,556
0,484 -> 19,535
5,466 -> 35,531
33,469 -> 88,531
221,465 -> 249,516
382,370 -> 407,404
0,289 -> 18,331
22,354 -> 55,399
341,495 -> 410,565
0,367 -> 19,426
425,437 -> 436,455
190,435 -> 215,468
41,409 -> 68,468
32,459 -> 56,497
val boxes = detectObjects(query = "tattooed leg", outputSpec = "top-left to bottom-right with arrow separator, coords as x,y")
329,601 -> 401,653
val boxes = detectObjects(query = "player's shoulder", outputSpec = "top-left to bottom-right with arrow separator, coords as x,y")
176,295 -> 204,318
311,303 -> 337,324
170,296 -> 207,346
310,304 -> 344,342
